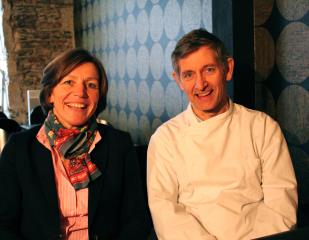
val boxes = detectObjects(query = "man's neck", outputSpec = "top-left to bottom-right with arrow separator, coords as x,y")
192,99 -> 230,121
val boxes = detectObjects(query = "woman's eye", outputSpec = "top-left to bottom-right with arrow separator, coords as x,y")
87,82 -> 99,89
63,80 -> 73,85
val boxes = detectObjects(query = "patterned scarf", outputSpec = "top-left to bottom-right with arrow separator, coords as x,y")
44,110 -> 102,190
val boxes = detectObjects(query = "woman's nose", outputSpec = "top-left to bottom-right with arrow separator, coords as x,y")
73,83 -> 87,97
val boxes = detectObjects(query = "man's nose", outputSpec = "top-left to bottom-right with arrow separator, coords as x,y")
194,73 -> 207,90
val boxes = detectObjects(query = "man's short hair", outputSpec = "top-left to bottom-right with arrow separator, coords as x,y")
171,28 -> 231,75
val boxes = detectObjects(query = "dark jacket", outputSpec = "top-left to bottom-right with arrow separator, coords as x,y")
0,124 -> 150,240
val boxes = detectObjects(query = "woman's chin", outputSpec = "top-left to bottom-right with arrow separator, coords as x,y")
57,114 -> 91,128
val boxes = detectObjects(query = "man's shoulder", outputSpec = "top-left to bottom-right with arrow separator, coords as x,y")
152,110 -> 188,140
233,103 -> 278,127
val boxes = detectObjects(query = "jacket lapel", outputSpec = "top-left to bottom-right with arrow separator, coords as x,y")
88,125 -> 109,226
32,138 -> 60,230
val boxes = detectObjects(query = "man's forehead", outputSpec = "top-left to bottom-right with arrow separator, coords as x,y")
178,48 -> 219,69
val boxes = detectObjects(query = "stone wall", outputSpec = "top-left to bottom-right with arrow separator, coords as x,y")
2,0 -> 74,124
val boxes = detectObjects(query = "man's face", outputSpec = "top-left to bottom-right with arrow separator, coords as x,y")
173,46 -> 234,120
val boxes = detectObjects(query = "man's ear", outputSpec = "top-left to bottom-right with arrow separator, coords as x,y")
226,57 -> 234,82
172,71 -> 184,90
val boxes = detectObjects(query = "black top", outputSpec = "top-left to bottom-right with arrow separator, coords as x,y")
0,124 -> 151,240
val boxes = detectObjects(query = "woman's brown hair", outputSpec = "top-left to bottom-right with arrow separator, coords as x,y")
39,48 -> 108,116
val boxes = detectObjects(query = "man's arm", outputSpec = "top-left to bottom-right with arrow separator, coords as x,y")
249,117 -> 298,239
147,133 -> 215,240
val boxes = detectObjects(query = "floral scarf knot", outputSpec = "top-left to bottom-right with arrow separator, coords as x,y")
44,111 -> 101,190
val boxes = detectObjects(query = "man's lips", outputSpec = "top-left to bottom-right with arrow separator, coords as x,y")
194,89 -> 213,97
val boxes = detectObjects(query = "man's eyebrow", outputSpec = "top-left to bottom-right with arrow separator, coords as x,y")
203,63 -> 217,67
181,64 -> 217,72
181,69 -> 194,75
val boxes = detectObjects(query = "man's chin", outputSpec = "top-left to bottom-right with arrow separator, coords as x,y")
192,103 -> 215,113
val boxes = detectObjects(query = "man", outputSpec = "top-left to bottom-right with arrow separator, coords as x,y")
147,28 -> 297,240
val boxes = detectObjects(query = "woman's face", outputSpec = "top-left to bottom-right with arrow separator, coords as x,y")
49,62 -> 100,129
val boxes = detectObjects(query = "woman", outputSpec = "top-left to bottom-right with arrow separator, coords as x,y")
0,49 -> 150,239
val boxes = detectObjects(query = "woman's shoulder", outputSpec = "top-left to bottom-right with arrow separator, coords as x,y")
1,125 -> 42,159
10,125 -> 41,141
96,124 -> 134,154
97,123 -> 131,141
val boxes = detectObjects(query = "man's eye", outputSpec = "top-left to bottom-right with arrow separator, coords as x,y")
182,72 -> 194,81
204,66 -> 216,74
87,82 -> 99,89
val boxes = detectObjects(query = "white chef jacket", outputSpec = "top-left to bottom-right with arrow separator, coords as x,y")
147,100 -> 297,240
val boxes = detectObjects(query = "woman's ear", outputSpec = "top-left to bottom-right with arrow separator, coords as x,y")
48,93 -> 54,105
